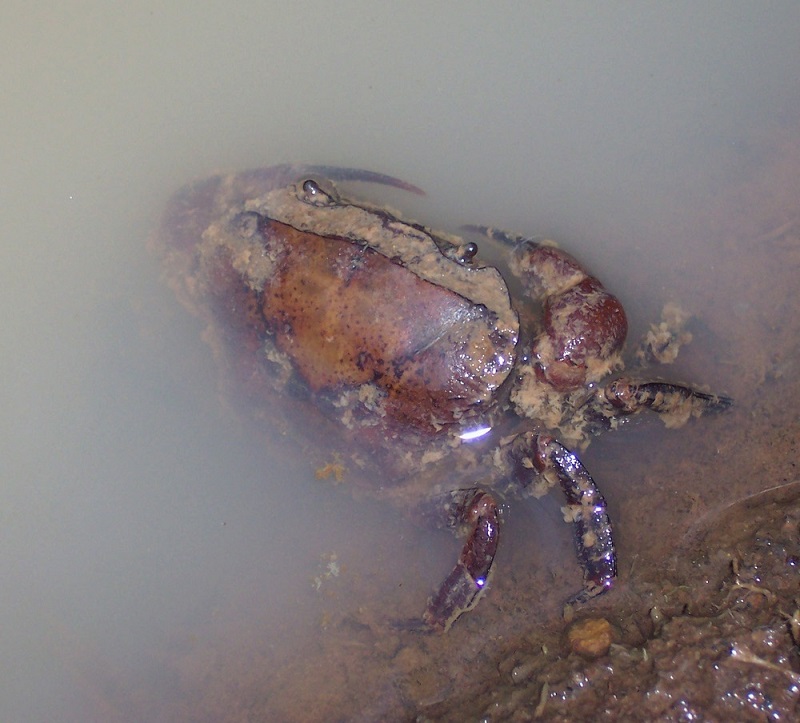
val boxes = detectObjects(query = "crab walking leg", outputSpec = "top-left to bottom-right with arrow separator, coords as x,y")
422,489 -> 500,631
509,433 -> 616,602
600,378 -> 733,420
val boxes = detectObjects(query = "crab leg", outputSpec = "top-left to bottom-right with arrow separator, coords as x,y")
422,488 -> 499,632
599,378 -> 733,419
509,432 -> 616,603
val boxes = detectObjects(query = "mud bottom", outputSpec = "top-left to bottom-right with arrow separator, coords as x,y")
430,480 -> 800,721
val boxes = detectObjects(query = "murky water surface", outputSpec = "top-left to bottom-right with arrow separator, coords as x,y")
1,4 -> 799,721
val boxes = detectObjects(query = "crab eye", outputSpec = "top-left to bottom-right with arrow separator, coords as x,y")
443,241 -> 480,265
461,242 -> 479,262
301,178 -> 335,206
302,179 -> 321,196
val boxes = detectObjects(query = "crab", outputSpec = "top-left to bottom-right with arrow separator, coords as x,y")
152,165 -> 731,632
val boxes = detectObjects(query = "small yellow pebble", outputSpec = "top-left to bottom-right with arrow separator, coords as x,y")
567,617 -> 613,658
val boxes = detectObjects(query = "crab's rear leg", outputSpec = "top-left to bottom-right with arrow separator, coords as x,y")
420,488 -> 500,632
508,432 -> 616,603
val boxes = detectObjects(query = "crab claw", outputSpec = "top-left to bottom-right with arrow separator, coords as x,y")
463,227 -> 628,391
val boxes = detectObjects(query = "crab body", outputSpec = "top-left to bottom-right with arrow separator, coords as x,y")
153,165 -> 729,630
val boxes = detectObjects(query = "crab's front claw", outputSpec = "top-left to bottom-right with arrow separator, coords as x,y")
464,227 -> 628,391
509,433 -> 617,603
422,489 -> 499,632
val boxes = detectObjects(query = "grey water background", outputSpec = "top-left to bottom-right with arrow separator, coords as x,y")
2,3 -> 799,719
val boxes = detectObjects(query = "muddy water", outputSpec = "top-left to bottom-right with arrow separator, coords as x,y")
2,4 -> 800,722
82,128 -> 800,722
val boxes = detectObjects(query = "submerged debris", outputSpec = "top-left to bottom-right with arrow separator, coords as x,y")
635,301 -> 694,365
312,551 -> 341,591
315,453 -> 347,483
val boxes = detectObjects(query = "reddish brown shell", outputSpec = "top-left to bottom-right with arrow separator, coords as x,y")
256,218 -> 515,429
153,166 -> 519,437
